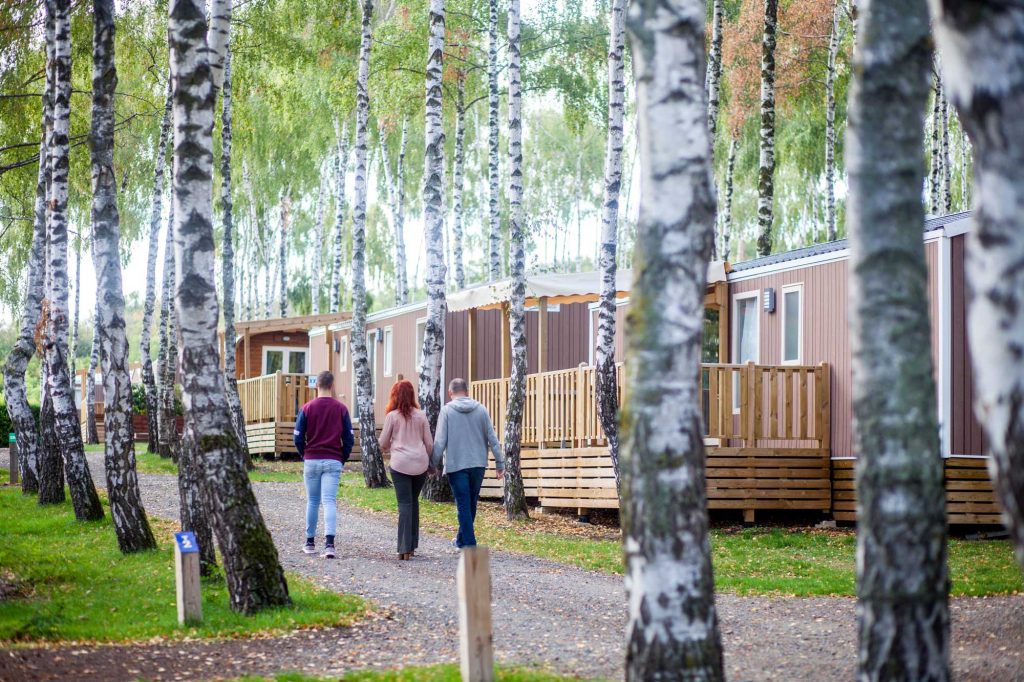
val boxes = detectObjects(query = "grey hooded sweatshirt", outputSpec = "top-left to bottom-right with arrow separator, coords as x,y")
431,396 -> 505,475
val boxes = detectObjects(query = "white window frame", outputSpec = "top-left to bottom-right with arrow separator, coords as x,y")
338,336 -> 349,371
731,291 -> 760,413
262,345 -> 308,375
780,283 -> 804,365
414,317 -> 428,374
382,326 -> 394,377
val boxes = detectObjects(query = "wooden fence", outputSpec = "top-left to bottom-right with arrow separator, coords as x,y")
471,362 -> 829,451
237,372 -> 316,456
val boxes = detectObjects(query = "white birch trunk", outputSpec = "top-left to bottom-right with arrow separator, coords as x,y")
395,118 -> 409,305
756,0 -> 778,256
502,0 -> 529,520
622,0 -> 724,676
168,0 -> 290,612
331,119 -> 351,314
157,198 -> 178,461
722,136 -> 736,259
596,0 -> 626,488
706,0 -> 724,143
487,0 -> 501,280
929,75 -> 941,213
90,0 -> 157,552
350,0 -> 389,489
311,171 -> 326,315
847,1 -> 950,676
70,237 -> 80,378
452,75 -> 467,290
929,0 -> 1024,574
939,71 -> 952,213
141,82 -> 172,455
824,0 -> 842,242
278,195 -> 290,318
44,0 -> 104,522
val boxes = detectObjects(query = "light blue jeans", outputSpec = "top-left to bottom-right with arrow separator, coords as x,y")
304,459 -> 343,539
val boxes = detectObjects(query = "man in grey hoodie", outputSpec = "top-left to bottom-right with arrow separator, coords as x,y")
431,378 -> 505,548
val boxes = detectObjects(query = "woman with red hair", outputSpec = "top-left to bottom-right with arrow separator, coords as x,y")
379,379 -> 434,559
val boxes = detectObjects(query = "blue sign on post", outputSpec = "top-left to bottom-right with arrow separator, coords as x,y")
174,531 -> 199,554
8,433 -> 14,444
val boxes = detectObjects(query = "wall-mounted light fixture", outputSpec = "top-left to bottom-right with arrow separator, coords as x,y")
333,338 -> 341,353
375,327 -> 384,344
763,288 -> 776,314
282,335 -> 291,342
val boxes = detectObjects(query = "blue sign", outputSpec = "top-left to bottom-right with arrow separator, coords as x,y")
174,531 -> 199,554
8,433 -> 14,444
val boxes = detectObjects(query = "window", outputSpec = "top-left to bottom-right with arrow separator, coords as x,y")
414,318 -> 427,374
337,336 -> 349,371
383,327 -> 394,376
263,347 -> 308,375
781,284 -> 803,364
732,292 -> 760,411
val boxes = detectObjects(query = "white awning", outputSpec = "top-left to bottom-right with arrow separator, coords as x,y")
446,263 -> 728,312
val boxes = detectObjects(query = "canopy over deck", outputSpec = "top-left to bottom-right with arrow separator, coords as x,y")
446,263 -> 729,312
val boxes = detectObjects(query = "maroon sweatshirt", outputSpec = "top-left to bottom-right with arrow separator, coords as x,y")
293,396 -> 355,462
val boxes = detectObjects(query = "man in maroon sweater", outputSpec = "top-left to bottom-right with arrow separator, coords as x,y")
294,371 -> 354,558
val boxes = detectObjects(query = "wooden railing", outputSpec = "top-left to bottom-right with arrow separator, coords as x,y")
238,372 -> 316,424
472,361 -> 830,451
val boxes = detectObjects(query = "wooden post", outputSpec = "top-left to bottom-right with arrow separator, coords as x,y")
457,547 -> 495,682
8,434 -> 18,485
275,370 -> 285,425
467,309 -> 477,385
243,328 -> 251,379
537,297 -> 549,373
500,303 -> 511,378
174,531 -> 202,625
717,282 -> 730,363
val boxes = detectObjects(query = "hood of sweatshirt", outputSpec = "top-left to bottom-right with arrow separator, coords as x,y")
449,396 -> 482,414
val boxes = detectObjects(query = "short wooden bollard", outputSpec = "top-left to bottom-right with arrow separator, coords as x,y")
457,546 -> 495,682
174,531 -> 202,625
8,434 -> 18,485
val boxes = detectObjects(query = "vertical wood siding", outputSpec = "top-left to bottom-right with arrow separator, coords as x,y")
235,331 -> 310,379
950,234 -> 987,455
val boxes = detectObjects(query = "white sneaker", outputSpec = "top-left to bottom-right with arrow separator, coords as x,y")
302,541 -> 316,554
322,545 -> 336,559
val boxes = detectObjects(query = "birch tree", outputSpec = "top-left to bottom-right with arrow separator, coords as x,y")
331,119 -> 350,313
928,71 -> 942,213
929,1 -> 1024,573
3,7 -> 52,494
168,0 -> 290,612
278,194 -> 290,318
84,309 -> 100,444
595,0 -> 626,488
70,237 -> 80,378
451,74 -> 467,290
418,0 -> 451,504
706,0 -> 724,143
622,0 -> 724,677
487,0 -> 501,280
824,0 -> 842,242
847,1 -> 950,676
219,47 -> 248,457
502,0 -> 529,520
141,83 -> 172,455
157,209 -> 178,460
350,0 -> 389,489
311,172 -> 326,315
395,119 -> 409,304
722,136 -> 736,259
44,0 -> 104,522
757,0 -> 778,256
90,0 -> 157,552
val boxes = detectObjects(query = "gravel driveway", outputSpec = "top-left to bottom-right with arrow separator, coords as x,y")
1,453 -> 1022,681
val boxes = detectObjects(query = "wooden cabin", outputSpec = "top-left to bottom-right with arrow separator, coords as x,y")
236,210 -> 1001,525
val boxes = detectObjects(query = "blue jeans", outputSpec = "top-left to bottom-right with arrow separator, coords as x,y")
448,467 -> 486,548
304,459 -> 343,539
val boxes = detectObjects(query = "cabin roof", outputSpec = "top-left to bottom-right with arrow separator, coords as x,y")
730,210 -> 972,273
234,311 -> 352,336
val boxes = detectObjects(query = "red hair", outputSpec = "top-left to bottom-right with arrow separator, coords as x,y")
385,380 -> 418,419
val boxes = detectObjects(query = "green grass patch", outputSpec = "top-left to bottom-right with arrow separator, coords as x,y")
336,474 -> 1023,598
0,485 -> 367,644
234,665 -> 590,681
132,449 -> 303,482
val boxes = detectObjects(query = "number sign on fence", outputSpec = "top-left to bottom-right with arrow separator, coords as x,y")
174,531 -> 202,625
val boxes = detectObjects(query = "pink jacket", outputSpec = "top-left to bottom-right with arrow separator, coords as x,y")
379,408 -> 434,476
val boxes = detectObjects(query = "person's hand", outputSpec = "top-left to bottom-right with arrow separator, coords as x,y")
495,468 -> 505,480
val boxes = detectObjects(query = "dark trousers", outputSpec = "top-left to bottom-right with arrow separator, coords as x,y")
448,467 -> 486,548
391,468 -> 426,554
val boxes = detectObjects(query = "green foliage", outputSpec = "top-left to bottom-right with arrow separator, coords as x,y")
0,485 -> 366,643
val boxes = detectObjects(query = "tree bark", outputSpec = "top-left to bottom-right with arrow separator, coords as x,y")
141,82 -> 172,455
487,0 -> 501,281
85,307 -> 100,444
938,67 -> 952,213
157,202 -> 179,461
350,0 -> 389,489
929,0 -> 1024,574
722,136 -> 736,259
331,119 -> 350,314
219,46 -> 249,463
622,0 -> 725,678
756,0 -> 778,257
419,0 -> 451,504
37,389 -> 65,505
70,236 -> 80,378
90,0 -> 157,552
824,0 -> 842,242
929,72 -> 941,213
452,74 -> 467,290
177,420 -> 218,576
847,1 -> 951,678
3,7 -> 52,494
311,172 -> 326,315
168,0 -> 290,612
378,123 -> 408,307
395,118 -> 409,305
44,0 -> 104,522
278,194 -> 290,318
596,0 -> 626,491
502,0 -> 529,521
706,0 -> 724,144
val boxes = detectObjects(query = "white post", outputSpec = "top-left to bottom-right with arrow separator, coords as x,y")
174,531 -> 203,625
457,546 -> 495,682
8,434 -> 17,485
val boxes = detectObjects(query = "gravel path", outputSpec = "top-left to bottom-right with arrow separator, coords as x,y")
1,453 -> 1022,681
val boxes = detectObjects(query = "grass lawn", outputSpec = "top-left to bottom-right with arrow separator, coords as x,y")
0,480 -> 367,644
128,446 -> 303,482
335,474 -> 1023,598
235,665 -> 591,681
